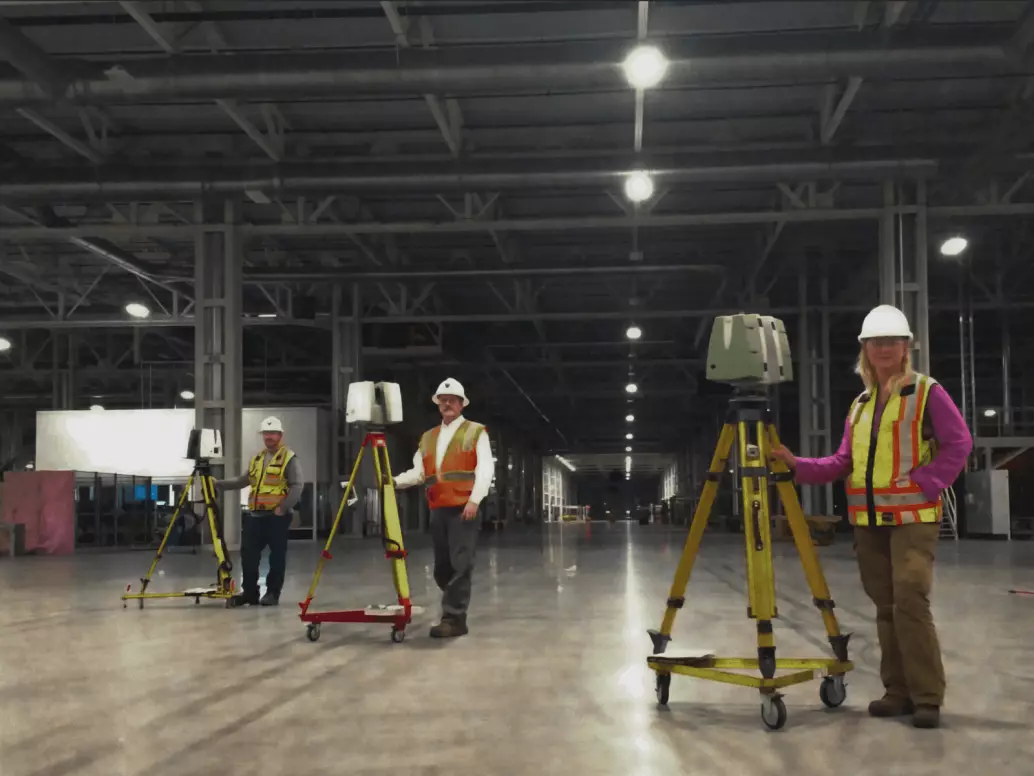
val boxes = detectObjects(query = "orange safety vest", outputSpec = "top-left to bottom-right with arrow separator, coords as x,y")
247,445 -> 295,511
845,373 -> 942,527
419,419 -> 485,509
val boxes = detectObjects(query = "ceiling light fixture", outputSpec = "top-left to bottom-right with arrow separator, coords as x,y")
939,236 -> 968,257
626,433 -> 634,440
180,390 -> 195,400
626,446 -> 632,453
89,404 -> 105,411
0,336 -> 11,353
626,324 -> 642,340
622,44 -> 669,89
625,382 -> 638,394
625,414 -> 635,422
624,171 -> 655,203
555,454 -> 576,472
125,302 -> 150,319
983,408 -> 997,418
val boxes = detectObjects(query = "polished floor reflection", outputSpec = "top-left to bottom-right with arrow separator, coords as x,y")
1,522 -> 1032,775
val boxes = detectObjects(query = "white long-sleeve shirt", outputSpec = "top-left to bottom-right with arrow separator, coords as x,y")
394,415 -> 494,505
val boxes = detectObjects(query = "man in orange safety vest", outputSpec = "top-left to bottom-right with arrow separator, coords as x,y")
394,378 -> 495,638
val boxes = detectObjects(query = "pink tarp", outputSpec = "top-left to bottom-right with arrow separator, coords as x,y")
0,471 -> 76,555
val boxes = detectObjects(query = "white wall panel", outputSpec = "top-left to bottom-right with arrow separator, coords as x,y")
36,407 -> 325,485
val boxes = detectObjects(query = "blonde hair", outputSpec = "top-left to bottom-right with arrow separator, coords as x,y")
855,345 -> 914,395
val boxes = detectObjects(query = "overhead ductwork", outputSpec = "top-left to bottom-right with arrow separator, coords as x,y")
0,151 -> 948,201
0,31 -> 1020,106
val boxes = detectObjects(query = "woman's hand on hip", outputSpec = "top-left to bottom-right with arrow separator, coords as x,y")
769,444 -> 797,470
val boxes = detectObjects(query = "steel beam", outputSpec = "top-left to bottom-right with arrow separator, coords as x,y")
0,16 -> 70,96
244,263 -> 722,282
5,201 -> 1034,243
0,155 -> 943,201
14,108 -> 102,163
119,1 -> 179,54
14,299 -> 1034,329
215,99 -> 283,161
0,32 -> 1014,106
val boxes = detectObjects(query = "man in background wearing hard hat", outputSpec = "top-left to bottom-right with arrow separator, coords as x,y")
217,416 -> 304,607
394,378 -> 494,638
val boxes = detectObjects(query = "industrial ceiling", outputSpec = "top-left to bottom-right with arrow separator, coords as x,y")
2,0 -> 1034,474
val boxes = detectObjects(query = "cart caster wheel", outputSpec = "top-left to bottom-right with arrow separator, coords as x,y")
760,694 -> 787,731
819,675 -> 847,708
306,624 -> 321,642
655,672 -> 671,705
391,628 -> 406,644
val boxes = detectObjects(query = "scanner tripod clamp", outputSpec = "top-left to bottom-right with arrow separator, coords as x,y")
646,313 -> 853,731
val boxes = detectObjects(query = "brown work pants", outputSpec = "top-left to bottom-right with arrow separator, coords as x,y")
854,522 -> 946,707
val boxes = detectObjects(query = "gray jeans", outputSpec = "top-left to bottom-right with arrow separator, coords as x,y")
430,506 -> 479,617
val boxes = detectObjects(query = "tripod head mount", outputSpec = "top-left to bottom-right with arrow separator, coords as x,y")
705,313 -> 794,387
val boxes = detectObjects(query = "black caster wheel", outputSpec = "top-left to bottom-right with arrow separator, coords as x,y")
655,672 -> 671,705
819,676 -> 847,708
306,624 -> 321,642
760,694 -> 787,731
391,628 -> 406,644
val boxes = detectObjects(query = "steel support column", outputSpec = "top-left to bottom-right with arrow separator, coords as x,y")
495,432 -> 509,525
194,200 -> 243,550
331,283 -> 362,535
796,268 -> 834,516
879,180 -> 930,372
532,453 -> 544,524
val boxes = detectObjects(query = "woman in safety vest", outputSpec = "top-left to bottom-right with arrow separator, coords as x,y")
770,304 -> 972,729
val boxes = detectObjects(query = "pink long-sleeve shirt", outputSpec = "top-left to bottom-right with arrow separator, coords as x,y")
793,383 -> 973,502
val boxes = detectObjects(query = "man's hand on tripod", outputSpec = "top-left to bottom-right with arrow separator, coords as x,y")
770,444 -> 797,470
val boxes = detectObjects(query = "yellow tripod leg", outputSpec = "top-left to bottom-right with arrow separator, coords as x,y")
741,419 -> 777,680
300,441 -> 366,610
766,424 -> 852,666
122,472 -> 195,607
374,443 -> 411,607
200,473 -> 233,597
649,422 -> 737,654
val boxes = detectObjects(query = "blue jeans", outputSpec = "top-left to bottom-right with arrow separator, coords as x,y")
241,511 -> 290,597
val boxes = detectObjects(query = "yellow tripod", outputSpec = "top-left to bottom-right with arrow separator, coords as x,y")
121,456 -> 236,608
647,389 -> 853,730
298,430 -> 412,643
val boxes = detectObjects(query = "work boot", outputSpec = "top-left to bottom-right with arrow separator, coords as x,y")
912,705 -> 941,729
260,591 -> 280,607
232,591 -> 260,607
429,614 -> 468,638
867,694 -> 915,718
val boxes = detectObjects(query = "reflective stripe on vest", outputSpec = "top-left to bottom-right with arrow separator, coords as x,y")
419,420 -> 485,509
247,445 -> 294,511
846,373 -> 941,527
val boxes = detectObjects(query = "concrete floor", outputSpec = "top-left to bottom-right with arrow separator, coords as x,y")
1,522 -> 1033,776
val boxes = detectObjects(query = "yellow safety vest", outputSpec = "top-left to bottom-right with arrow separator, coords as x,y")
846,373 -> 941,527
247,445 -> 295,511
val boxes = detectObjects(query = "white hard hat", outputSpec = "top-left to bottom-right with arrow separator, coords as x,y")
858,305 -> 913,342
432,378 -> 469,407
259,416 -> 284,433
